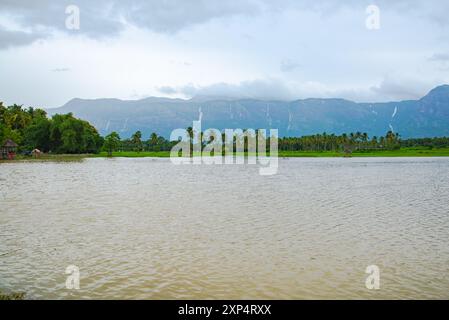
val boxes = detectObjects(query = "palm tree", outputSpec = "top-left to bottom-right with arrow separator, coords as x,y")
186,127 -> 193,157
131,131 -> 143,152
147,132 -> 158,151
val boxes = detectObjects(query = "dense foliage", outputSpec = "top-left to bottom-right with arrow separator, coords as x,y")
279,131 -> 402,152
103,132 -> 121,156
279,132 -> 449,152
400,137 -> 449,149
104,131 -> 175,154
2,101 -> 449,156
0,102 -> 103,154
102,129 -> 449,155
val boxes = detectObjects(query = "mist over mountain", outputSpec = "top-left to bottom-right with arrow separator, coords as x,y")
48,85 -> 449,139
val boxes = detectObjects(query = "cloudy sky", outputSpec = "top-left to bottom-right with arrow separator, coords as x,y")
1,0 -> 449,107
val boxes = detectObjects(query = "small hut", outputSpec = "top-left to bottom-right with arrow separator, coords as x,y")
32,149 -> 42,158
1,139 -> 18,160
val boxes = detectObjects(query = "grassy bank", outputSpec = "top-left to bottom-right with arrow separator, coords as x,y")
1,154 -> 88,162
3,147 -> 449,162
280,147 -> 449,157
93,147 -> 449,158
92,151 -> 172,158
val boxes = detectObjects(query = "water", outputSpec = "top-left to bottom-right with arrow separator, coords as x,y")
1,157 -> 449,299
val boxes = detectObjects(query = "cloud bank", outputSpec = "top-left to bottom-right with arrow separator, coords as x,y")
0,0 -> 448,106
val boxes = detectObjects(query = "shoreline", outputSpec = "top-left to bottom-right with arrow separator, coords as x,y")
2,147 -> 449,162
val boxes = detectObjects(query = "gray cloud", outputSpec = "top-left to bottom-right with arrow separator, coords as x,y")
157,79 -> 295,101
429,53 -> 449,62
157,86 -> 178,95
51,67 -> 70,72
157,76 -> 439,103
1,0 -> 448,106
2,0 -> 449,49
0,26 -> 46,48
122,0 -> 259,33
0,1 -> 123,50
370,77 -> 430,101
280,59 -> 300,73
0,0 -> 260,48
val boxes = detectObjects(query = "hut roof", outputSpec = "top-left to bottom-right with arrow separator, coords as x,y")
3,139 -> 18,147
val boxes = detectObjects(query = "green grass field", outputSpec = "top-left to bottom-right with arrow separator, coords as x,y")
93,151 -> 172,158
279,147 -> 449,157
3,147 -> 449,163
4,154 -> 88,162
93,147 -> 449,158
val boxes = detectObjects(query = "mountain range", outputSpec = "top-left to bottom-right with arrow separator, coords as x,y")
47,85 -> 449,139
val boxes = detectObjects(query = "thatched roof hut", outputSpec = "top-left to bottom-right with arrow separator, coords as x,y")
1,139 -> 18,160
3,139 -> 18,148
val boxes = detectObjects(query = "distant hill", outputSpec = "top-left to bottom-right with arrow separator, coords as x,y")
47,85 -> 449,139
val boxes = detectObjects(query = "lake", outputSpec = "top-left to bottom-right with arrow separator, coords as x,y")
1,157 -> 449,299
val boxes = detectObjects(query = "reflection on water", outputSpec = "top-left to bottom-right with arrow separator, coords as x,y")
1,157 -> 449,299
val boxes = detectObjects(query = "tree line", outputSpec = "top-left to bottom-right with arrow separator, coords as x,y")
103,131 -> 174,156
0,102 -> 103,153
279,132 -> 449,151
105,129 -> 449,155
2,102 -> 449,155
279,131 -> 402,152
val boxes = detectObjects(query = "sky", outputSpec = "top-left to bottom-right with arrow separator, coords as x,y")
1,0 -> 449,107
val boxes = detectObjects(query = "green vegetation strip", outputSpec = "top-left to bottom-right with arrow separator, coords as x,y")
92,148 -> 449,158
3,148 -> 449,162
2,102 -> 449,160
